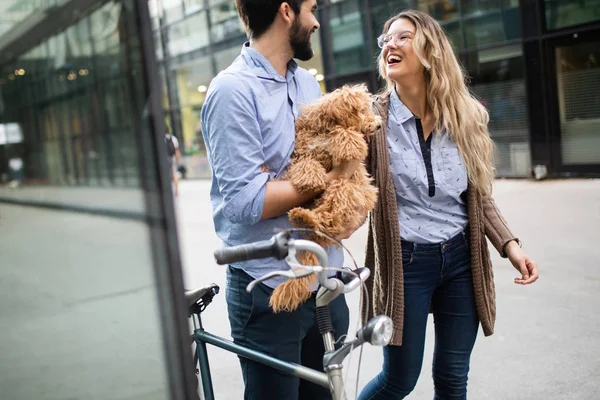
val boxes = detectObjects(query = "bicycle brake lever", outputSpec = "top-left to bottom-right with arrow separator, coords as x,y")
246,269 -> 315,293
285,245 -> 323,273
246,266 -> 323,293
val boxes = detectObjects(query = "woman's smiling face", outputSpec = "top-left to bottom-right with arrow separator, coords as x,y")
380,18 -> 422,84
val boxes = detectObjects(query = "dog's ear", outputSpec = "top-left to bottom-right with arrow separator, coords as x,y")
322,86 -> 369,126
322,93 -> 347,126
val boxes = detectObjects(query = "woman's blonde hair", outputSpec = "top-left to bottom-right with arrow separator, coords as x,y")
378,10 -> 495,195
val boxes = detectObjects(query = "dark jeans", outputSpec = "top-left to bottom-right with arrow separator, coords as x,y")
359,231 -> 479,400
226,266 -> 350,400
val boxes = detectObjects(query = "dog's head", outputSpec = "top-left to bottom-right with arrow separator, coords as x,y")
300,84 -> 381,137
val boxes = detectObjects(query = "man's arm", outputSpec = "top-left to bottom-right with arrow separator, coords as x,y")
261,160 -> 359,220
203,74 -> 331,224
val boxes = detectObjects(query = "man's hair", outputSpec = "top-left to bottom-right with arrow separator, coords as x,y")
235,0 -> 303,39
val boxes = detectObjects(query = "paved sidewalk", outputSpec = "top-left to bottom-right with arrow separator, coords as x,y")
176,178 -> 600,400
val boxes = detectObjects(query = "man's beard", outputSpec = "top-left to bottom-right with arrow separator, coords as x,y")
290,19 -> 313,61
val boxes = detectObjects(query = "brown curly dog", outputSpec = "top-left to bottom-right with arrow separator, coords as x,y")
269,84 -> 381,312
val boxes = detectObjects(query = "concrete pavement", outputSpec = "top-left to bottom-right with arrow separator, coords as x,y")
176,178 -> 600,400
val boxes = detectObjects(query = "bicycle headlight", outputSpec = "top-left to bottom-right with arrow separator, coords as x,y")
363,315 -> 393,347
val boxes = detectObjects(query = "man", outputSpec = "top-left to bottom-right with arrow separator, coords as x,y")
200,0 -> 361,398
165,131 -> 183,196
8,155 -> 24,189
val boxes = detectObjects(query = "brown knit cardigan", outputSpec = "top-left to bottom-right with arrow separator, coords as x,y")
362,93 -> 518,346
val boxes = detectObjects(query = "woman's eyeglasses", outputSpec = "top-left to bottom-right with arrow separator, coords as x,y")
376,31 -> 413,49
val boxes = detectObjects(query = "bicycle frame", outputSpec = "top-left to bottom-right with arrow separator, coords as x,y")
191,307 -> 333,400
192,236 -> 386,400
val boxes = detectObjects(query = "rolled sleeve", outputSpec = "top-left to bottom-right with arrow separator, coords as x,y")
202,73 -> 268,225
223,172 -> 269,224
482,195 -> 518,257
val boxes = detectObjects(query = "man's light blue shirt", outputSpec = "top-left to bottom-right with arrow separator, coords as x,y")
201,43 -> 343,288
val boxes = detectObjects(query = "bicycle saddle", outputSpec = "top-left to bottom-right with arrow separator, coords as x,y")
185,283 -> 220,308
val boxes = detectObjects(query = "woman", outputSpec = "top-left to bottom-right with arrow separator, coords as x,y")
359,10 -> 539,400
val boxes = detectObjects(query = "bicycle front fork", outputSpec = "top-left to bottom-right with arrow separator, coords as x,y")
316,284 -> 347,400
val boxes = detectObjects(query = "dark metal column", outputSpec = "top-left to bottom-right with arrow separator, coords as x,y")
132,0 -> 200,399
520,0 -> 553,172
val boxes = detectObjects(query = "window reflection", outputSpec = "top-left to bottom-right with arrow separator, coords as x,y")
0,0 -> 146,187
545,0 -> 600,30
557,41 -> 600,164
168,11 -> 209,56
330,0 -> 371,75
463,45 -> 530,176
209,2 -> 245,42
0,1 -> 174,398
416,0 -> 461,47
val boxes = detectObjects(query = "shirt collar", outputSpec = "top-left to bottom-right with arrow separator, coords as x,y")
241,42 -> 298,83
389,89 -> 415,124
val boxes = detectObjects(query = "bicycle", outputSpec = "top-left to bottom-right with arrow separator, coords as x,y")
185,230 -> 393,400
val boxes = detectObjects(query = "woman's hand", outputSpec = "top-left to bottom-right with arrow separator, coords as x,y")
505,240 -> 539,285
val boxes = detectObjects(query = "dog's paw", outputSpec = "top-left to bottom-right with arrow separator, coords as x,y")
289,208 -> 321,231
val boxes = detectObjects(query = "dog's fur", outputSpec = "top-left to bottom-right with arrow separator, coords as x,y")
269,84 -> 381,312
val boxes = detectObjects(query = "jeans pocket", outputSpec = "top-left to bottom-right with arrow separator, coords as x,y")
402,246 -> 415,266
226,268 -> 255,332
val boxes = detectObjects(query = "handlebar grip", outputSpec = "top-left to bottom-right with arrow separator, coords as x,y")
214,231 -> 290,265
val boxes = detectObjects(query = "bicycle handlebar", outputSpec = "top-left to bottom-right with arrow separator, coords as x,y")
213,231 -> 369,294
213,231 -> 290,265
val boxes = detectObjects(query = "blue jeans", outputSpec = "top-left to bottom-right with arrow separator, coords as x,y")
226,265 -> 349,400
359,231 -> 479,400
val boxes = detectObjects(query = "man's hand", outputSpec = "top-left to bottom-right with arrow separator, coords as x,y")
261,159 -> 363,221
505,240 -> 539,285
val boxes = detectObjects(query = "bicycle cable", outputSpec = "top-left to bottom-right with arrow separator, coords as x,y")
279,227 -> 371,400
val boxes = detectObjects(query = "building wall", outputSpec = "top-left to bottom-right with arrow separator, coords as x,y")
151,0 -> 600,178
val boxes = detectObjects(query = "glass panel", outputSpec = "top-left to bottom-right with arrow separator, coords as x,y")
163,0 -> 184,22
168,11 -> 209,56
329,0 -> 371,75
184,0 -> 204,14
0,0 -> 67,38
213,44 -> 241,72
461,0 -> 521,49
556,41 -> 600,165
464,45 -> 530,177
208,1 -> 245,42
545,0 -> 600,31
0,0 -> 176,398
174,56 -> 214,178
89,1 -> 123,54
149,0 -> 162,30
416,0 -> 462,48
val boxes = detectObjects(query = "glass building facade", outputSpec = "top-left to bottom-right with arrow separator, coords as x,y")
148,0 -> 600,179
0,0 -> 198,398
